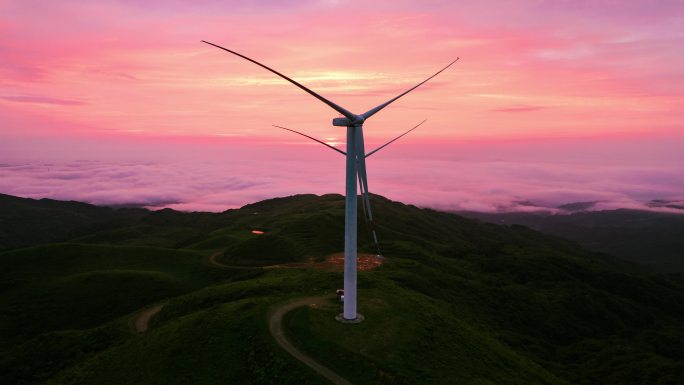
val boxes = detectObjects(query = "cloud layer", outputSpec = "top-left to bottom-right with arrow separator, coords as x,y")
1,139 -> 682,214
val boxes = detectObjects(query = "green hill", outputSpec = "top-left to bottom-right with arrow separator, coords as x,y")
0,194 -> 144,250
458,209 -> 684,272
0,193 -> 683,385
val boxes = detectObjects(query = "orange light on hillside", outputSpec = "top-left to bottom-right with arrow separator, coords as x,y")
251,230 -> 265,235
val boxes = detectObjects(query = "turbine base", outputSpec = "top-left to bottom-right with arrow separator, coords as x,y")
335,313 -> 365,324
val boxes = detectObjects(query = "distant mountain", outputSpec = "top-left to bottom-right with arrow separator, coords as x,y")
0,194 -> 232,250
0,194 -> 145,250
648,199 -> 684,210
556,201 -> 599,212
458,208 -> 684,272
1,193 -> 683,385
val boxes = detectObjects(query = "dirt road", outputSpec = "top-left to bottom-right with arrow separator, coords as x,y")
268,296 -> 354,385
207,251 -> 310,270
207,252 -> 258,269
208,251 -> 355,384
133,303 -> 165,333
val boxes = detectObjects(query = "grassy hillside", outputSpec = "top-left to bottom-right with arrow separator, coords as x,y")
0,243 -> 236,344
458,209 -> 684,272
0,193 -> 683,385
0,194 -> 145,250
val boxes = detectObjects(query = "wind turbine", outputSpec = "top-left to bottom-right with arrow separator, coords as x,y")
202,40 -> 458,322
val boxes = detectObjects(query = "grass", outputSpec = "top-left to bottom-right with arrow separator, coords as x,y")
219,233 -> 308,266
0,243 -> 237,347
1,193 -> 683,385
40,269 -> 337,385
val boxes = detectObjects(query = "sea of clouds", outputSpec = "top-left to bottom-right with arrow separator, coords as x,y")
2,138 -> 682,214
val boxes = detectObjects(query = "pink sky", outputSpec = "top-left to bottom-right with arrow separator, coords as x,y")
1,0 -> 683,212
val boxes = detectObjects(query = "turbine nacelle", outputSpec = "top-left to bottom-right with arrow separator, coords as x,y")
332,117 -> 351,126
332,115 -> 365,127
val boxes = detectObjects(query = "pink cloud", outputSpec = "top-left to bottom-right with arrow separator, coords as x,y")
0,95 -> 86,105
492,105 -> 549,113
1,0 -> 682,141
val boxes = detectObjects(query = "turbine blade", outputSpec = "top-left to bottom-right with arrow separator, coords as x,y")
355,127 -> 373,222
365,120 -> 426,158
355,127 -> 383,255
358,171 -> 368,220
202,40 -> 357,120
274,125 -> 346,155
360,58 -> 459,120
356,128 -> 382,255
357,163 -> 372,222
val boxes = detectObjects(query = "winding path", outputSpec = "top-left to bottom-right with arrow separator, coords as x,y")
207,252 -> 258,269
207,251 -> 311,270
268,296 -> 354,385
133,303 -> 165,333
208,251 -> 354,384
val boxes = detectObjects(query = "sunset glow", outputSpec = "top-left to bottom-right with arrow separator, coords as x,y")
1,0 -> 683,212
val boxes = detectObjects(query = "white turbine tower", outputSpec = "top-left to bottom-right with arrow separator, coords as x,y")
203,40 -> 458,322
